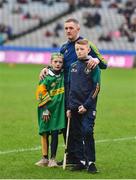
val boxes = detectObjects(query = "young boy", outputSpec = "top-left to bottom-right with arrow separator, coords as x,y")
67,39 -> 101,173
35,53 -> 65,167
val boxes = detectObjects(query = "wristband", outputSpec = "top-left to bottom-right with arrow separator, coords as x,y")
43,109 -> 49,116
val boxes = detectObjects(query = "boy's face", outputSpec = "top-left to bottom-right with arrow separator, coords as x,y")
51,57 -> 63,71
75,43 -> 90,59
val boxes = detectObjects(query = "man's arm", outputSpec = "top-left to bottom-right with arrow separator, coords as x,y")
89,41 -> 107,69
83,66 -> 101,109
39,65 -> 56,80
39,67 -> 48,80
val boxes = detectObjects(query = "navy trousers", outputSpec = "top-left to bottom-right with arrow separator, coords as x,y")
68,109 -> 96,163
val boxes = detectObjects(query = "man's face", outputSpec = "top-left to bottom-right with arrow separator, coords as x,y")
75,43 -> 90,59
64,22 -> 80,41
51,57 -> 63,71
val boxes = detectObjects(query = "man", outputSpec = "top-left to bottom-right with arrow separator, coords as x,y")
39,18 -> 107,172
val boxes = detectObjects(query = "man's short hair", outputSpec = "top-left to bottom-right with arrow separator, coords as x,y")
65,18 -> 79,25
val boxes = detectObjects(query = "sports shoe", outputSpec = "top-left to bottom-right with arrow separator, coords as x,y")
35,158 -> 48,167
57,159 -> 78,167
87,163 -> 98,174
70,162 -> 86,171
48,158 -> 58,167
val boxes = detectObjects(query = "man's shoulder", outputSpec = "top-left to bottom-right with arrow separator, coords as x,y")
60,41 -> 68,53
80,37 -> 95,47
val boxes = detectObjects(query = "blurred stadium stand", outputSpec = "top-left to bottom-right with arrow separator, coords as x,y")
0,0 -> 136,51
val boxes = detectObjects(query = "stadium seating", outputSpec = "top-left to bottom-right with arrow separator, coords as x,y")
0,0 -> 135,50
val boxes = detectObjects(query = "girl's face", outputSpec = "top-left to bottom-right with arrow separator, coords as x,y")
51,57 -> 63,71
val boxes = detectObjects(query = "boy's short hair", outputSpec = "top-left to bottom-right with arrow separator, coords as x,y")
51,53 -> 64,61
75,39 -> 89,46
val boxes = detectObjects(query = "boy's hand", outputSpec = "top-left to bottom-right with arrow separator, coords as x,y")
42,109 -> 50,122
39,68 -> 48,80
78,105 -> 87,114
66,110 -> 71,119
87,57 -> 99,69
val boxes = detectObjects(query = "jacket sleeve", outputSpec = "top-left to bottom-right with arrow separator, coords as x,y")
83,66 -> 101,109
36,79 -> 51,107
89,41 -> 107,69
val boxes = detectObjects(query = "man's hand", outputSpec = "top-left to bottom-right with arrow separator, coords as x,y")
39,68 -> 48,80
78,105 -> 87,114
42,109 -> 50,122
66,110 -> 71,119
87,57 -> 100,69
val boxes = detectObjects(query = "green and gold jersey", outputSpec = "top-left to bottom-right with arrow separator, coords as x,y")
36,69 -> 65,135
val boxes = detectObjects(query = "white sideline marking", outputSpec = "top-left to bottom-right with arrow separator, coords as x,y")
0,136 -> 136,155
96,136 -> 136,143
0,146 -> 41,155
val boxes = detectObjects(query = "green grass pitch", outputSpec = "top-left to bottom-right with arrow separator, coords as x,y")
0,63 -> 136,179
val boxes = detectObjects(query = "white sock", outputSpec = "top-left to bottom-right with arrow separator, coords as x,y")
80,160 -> 86,165
88,161 -> 94,166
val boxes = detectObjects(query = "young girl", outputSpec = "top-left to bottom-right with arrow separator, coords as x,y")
35,53 -> 65,167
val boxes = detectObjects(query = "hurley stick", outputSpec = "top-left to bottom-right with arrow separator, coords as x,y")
63,117 -> 70,170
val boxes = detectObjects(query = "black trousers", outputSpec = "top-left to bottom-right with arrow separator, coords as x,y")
47,130 -> 59,159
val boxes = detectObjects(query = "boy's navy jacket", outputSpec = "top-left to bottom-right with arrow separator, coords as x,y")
60,36 -> 107,83
67,59 -> 101,111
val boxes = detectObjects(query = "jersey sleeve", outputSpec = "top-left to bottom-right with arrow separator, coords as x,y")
36,79 -> 51,107
83,66 -> 101,109
89,41 -> 107,69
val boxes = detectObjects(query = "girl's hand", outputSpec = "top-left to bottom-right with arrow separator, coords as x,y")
42,109 -> 50,122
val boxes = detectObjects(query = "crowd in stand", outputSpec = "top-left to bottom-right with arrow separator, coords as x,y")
97,0 -> 136,43
0,0 -> 69,44
0,0 -> 136,47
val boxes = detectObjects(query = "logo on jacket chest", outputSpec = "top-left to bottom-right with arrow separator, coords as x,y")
71,67 -> 77,72
71,63 -> 77,72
